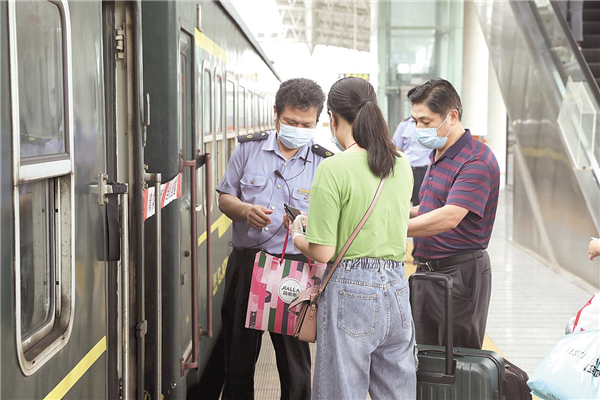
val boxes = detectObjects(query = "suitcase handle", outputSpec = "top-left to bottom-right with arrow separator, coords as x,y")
409,272 -> 455,378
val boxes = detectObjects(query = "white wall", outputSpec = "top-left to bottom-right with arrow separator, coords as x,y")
462,1 -> 507,189
461,1 -> 489,138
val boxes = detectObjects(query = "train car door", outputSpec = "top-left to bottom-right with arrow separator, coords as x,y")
178,31 -> 196,369
103,2 -> 145,398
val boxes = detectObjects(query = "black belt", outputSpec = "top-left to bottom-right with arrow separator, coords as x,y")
412,166 -> 428,171
416,250 -> 485,272
233,248 -> 263,258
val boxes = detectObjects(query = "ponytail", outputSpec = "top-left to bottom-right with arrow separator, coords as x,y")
353,101 -> 400,178
327,77 -> 400,179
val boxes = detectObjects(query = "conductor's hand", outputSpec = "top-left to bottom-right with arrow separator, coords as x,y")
246,205 -> 273,230
589,238 -> 600,261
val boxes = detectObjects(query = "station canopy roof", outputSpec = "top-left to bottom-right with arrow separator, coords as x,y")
254,0 -> 371,52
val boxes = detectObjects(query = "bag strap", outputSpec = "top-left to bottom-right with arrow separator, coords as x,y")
317,177 -> 387,296
281,226 -> 312,267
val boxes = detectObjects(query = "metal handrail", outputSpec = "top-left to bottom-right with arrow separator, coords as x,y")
180,153 -> 200,372
181,152 -> 213,374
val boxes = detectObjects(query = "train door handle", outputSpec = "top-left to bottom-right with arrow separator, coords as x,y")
143,168 -> 163,398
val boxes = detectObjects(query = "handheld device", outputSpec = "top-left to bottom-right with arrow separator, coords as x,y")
283,203 -> 302,221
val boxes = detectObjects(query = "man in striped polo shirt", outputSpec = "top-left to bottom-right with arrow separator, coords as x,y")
407,79 -> 500,349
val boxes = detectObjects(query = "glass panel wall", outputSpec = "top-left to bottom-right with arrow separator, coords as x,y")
378,1 -> 464,130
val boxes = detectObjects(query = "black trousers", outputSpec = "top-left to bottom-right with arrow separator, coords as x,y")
411,250 -> 492,349
411,166 -> 428,206
222,248 -> 311,400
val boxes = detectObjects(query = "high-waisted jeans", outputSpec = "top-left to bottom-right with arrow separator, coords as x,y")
313,258 -> 417,400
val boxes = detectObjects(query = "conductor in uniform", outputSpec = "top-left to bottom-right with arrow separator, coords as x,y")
216,78 -> 332,399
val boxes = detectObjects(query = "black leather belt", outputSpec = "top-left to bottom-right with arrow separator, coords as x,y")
233,248 -> 263,258
417,250 -> 485,272
412,166 -> 428,171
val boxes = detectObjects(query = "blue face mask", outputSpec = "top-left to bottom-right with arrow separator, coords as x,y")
416,113 -> 453,150
277,121 -> 315,149
330,127 -> 345,152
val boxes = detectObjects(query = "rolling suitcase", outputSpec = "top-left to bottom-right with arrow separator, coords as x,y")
409,272 -> 505,400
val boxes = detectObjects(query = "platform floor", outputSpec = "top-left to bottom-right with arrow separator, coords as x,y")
254,188 -> 596,399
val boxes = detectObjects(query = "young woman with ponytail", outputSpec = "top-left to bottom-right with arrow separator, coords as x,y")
290,77 -> 416,399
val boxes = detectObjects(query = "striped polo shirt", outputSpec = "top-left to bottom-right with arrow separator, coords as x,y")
413,129 -> 500,260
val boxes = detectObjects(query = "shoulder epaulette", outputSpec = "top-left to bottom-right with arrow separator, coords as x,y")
21,132 -> 51,145
237,131 -> 269,143
311,144 -> 334,158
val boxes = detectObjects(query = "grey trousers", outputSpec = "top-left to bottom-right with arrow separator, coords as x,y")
412,250 -> 492,349
558,0 -> 584,42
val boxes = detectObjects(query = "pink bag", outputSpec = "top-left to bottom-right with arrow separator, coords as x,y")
245,230 -> 326,335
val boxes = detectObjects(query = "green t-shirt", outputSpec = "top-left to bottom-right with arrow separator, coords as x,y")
305,151 -> 413,262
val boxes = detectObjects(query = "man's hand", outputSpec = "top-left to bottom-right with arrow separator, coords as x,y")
245,205 -> 273,230
589,238 -> 600,261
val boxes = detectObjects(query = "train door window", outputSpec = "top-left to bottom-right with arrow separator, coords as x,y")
226,79 -> 236,159
10,0 -> 75,375
179,37 -> 193,199
238,85 -> 246,133
248,91 -> 254,132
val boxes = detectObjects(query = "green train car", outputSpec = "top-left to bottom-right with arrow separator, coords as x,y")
0,1 -> 280,398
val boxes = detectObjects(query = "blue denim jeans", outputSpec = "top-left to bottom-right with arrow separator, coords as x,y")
313,258 -> 417,400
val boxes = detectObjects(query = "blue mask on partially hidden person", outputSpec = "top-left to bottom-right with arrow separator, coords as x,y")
416,113 -> 453,150
278,122 -> 315,149
330,128 -> 345,152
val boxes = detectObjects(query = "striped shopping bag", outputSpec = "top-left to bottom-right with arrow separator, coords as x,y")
245,230 -> 326,335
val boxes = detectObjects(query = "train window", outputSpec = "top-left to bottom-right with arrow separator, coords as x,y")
238,86 -> 246,131
248,91 -> 254,132
10,0 -> 75,375
203,69 -> 212,136
19,179 -> 56,343
255,95 -> 260,130
226,80 -> 236,159
226,80 -> 235,135
16,1 -> 66,160
267,98 -> 275,129
215,74 -> 224,203
215,75 -> 223,135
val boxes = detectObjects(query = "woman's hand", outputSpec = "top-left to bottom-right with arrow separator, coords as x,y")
290,214 -> 306,250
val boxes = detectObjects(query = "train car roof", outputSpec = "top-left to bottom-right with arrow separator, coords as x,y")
218,0 -> 282,82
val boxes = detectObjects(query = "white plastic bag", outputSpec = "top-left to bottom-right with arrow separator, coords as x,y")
566,294 -> 600,334
528,330 -> 600,400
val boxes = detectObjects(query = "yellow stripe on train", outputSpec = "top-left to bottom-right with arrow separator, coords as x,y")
198,213 -> 232,247
44,336 -> 107,400
195,29 -> 227,63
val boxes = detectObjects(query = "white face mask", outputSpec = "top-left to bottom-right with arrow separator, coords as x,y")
415,113 -> 453,149
277,122 -> 315,149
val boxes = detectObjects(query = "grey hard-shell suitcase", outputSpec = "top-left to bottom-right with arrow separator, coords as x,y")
409,272 -> 506,400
